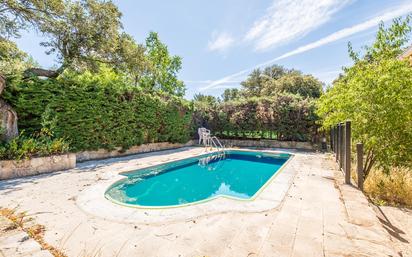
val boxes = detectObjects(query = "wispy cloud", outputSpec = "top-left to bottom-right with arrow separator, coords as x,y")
200,2 -> 412,92
245,0 -> 352,51
207,32 -> 235,52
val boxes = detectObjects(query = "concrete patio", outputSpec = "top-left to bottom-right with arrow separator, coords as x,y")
0,147 -> 405,257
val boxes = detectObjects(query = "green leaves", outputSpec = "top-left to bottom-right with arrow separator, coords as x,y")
4,73 -> 193,153
39,0 -> 124,70
2,1 -> 186,98
193,94 -> 317,142
317,17 -> 412,171
194,65 -> 321,141
141,32 -> 185,97
0,130 -> 69,160
0,39 -> 35,75
0,0 -> 64,38
237,65 -> 323,99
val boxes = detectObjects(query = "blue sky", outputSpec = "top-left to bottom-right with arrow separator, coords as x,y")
15,0 -> 412,99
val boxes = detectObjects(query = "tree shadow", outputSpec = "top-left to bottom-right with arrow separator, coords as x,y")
375,205 -> 409,243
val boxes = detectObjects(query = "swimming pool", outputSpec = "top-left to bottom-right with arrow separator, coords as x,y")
105,150 -> 291,208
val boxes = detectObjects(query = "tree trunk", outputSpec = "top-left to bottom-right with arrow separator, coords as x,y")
363,149 -> 376,179
0,75 -> 18,142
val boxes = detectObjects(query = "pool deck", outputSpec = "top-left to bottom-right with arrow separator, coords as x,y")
0,147 -> 403,257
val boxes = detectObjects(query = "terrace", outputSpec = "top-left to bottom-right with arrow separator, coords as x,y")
1,1 -> 411,257
0,146 -> 407,256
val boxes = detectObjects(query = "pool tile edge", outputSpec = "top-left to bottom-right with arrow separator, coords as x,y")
76,148 -> 299,224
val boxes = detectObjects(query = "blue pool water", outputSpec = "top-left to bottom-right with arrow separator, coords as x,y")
105,150 -> 290,207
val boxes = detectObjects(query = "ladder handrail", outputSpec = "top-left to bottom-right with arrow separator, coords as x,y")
208,136 -> 225,153
211,136 -> 224,149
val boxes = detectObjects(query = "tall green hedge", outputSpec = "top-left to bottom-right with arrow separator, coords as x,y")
193,94 -> 318,141
3,71 -> 193,152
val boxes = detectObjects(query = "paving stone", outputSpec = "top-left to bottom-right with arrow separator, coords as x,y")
0,148 -> 402,257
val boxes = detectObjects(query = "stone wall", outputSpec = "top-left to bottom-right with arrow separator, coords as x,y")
0,74 -> 18,141
219,139 -> 313,150
76,140 -> 196,162
0,154 -> 76,180
0,139 -> 312,180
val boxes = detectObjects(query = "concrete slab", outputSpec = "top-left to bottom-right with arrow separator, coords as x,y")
0,147 -> 401,257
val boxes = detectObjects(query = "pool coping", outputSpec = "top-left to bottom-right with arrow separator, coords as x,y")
105,150 -> 293,209
76,148 -> 299,224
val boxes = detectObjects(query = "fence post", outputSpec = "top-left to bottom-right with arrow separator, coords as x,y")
344,121 -> 351,184
334,125 -> 338,154
357,143 -> 364,191
330,126 -> 333,152
340,123 -> 345,169
336,124 -> 340,162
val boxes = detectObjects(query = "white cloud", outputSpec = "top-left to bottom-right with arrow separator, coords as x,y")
207,32 -> 235,52
245,0 -> 352,51
201,2 -> 412,92
272,4 -> 412,60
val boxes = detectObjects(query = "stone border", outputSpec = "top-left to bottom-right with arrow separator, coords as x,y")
76,148 -> 298,224
0,154 -> 76,180
76,140 -> 196,162
220,139 -> 313,150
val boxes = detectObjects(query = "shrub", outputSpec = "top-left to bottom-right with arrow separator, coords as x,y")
317,18 -> 412,173
0,130 -> 69,160
193,94 -> 318,141
3,69 -> 193,152
364,167 -> 412,208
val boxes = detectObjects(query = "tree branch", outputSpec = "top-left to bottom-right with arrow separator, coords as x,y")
23,67 -> 62,78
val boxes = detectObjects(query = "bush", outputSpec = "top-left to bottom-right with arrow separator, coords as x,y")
0,130 -> 69,160
3,69 -> 193,152
193,94 -> 318,141
317,18 -> 412,173
364,167 -> 412,208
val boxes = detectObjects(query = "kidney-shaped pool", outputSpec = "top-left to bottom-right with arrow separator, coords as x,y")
105,150 -> 291,208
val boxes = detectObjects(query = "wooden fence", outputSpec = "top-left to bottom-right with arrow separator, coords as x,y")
330,121 -> 364,190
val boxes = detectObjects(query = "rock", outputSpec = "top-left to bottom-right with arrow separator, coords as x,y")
0,98 -> 18,141
0,74 -> 18,141
0,74 -> 5,96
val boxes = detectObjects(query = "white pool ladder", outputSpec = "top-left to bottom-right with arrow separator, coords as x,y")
208,136 -> 225,153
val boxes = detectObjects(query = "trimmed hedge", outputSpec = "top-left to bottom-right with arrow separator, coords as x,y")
3,72 -> 193,152
193,94 -> 318,142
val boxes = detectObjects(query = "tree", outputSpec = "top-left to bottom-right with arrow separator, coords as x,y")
240,69 -> 262,97
221,88 -> 240,102
0,0 -> 62,76
0,38 -> 36,75
241,65 -> 291,98
140,32 -> 185,96
238,65 -> 322,99
1,0 -> 149,80
193,93 -> 217,105
262,73 -> 323,98
317,16 -> 412,176
114,33 -> 148,86
0,0 -> 64,38
37,0 -> 125,75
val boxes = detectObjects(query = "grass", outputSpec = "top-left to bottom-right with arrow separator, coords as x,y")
350,160 -> 411,208
364,167 -> 412,208
0,208 -> 69,257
